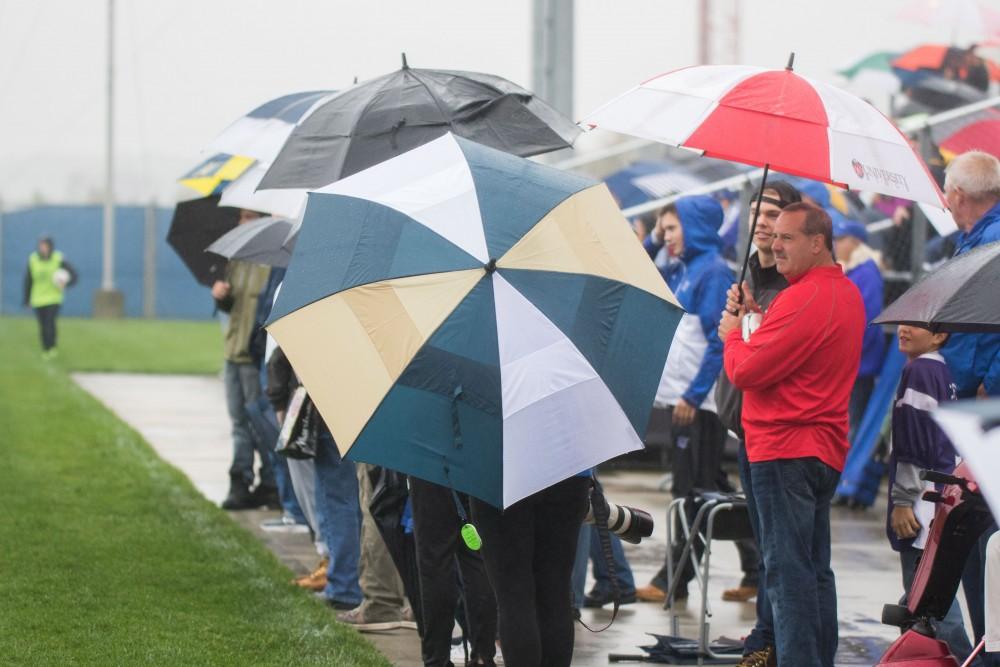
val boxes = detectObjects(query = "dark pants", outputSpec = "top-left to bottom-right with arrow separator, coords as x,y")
410,478 -> 497,667
669,408 -> 727,499
738,443 -> 774,654
223,361 -> 274,489
471,476 -> 590,667
34,304 -> 59,351
962,524 -> 1000,667
751,457 -> 839,667
848,375 -> 875,442
653,408 -> 759,590
244,395 -> 306,523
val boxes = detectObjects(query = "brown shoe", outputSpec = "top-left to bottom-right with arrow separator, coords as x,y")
736,646 -> 776,667
635,584 -> 666,603
722,585 -> 758,602
292,557 -> 328,591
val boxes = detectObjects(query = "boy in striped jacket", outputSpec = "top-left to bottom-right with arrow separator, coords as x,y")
888,324 -> 973,661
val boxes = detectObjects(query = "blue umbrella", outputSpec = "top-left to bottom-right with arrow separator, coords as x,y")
266,133 -> 683,508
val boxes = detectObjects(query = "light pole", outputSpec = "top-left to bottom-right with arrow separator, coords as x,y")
94,0 -> 124,317
531,0 -> 574,119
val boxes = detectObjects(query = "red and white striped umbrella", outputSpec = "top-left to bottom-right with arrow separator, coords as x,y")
581,62 -> 946,209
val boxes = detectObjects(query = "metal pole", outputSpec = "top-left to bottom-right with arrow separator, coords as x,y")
698,0 -> 710,64
910,126 -> 934,282
737,164 -> 770,305
531,0 -> 574,117
736,178 -> 755,276
102,0 -> 115,291
143,201 -> 156,319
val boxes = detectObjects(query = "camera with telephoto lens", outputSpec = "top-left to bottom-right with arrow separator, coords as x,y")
585,496 -> 654,545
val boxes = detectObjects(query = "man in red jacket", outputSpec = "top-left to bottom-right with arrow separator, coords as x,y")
718,202 -> 864,667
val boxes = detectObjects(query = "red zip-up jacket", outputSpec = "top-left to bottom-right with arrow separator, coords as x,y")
723,264 -> 865,471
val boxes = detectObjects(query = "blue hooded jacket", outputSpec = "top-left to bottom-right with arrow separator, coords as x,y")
643,196 -> 732,407
941,200 -> 1000,396
845,258 -> 886,377
832,208 -> 886,378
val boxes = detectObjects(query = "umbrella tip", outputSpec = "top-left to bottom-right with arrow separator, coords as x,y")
786,52 -> 796,71
401,52 -> 409,69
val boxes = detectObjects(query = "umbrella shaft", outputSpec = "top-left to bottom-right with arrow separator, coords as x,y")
737,164 -> 770,306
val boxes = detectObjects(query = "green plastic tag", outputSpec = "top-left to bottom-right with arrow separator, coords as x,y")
461,523 -> 482,551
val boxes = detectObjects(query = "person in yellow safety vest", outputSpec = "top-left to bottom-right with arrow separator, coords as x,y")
22,236 -> 77,359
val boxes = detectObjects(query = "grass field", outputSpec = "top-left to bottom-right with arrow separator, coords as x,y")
2,316 -> 225,374
0,317 -> 388,665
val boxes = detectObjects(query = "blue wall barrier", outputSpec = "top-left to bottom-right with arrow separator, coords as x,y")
1,204 -> 217,319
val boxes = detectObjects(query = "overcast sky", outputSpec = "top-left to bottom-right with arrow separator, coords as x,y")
0,0 -> 986,207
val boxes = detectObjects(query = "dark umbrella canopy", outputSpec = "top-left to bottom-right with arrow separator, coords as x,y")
258,60 -> 581,190
167,196 -> 239,286
874,240 -> 1000,333
904,75 -> 986,111
205,216 -> 295,267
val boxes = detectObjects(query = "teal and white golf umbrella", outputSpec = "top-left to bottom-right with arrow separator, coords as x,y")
267,133 -> 684,508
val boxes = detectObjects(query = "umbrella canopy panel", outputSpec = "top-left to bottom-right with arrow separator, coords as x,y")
178,153 -> 255,196
940,118 -> 1000,160
874,240 -> 1000,332
219,162 -> 307,220
202,90 -> 336,163
581,64 -> 946,208
258,66 -> 581,191
267,134 -> 682,508
167,196 -> 240,286
205,216 -> 295,268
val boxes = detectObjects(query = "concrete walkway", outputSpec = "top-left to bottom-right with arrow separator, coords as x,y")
76,372 -> 905,666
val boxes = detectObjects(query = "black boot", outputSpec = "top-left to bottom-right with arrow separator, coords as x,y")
221,480 -> 257,510
250,484 -> 280,510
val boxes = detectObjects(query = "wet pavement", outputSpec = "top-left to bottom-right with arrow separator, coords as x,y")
76,372 -> 916,666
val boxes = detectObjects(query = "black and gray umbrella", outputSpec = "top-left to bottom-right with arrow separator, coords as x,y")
205,216 -> 296,268
167,196 -> 239,286
905,76 -> 986,111
874,240 -> 1000,332
258,55 -> 581,190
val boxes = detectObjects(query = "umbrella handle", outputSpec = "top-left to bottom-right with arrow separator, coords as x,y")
735,163 -> 770,310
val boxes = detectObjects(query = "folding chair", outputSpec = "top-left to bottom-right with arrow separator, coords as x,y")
663,491 -> 755,665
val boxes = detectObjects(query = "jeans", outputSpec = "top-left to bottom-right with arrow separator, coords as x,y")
410,478 -> 497,667
750,457 -> 840,667
899,547 -> 975,664
472,476 -> 590,667
243,395 -> 305,522
314,431 -> 362,606
963,524 -> 1000,667
738,443 -> 774,654
572,524 -> 637,608
223,361 -> 273,489
286,458 -> 325,554
34,304 -> 59,351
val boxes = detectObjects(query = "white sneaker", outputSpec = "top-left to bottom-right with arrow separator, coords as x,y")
449,641 -> 504,665
260,514 -> 310,533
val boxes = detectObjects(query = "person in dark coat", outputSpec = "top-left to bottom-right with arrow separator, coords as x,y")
832,213 -> 886,439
